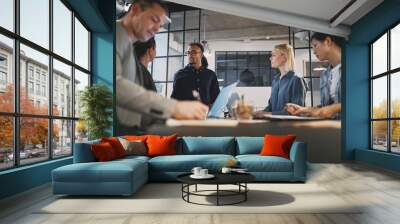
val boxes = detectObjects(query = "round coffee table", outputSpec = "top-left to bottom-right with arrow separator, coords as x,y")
177,173 -> 255,206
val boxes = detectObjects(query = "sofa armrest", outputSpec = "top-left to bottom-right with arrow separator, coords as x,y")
289,141 -> 307,181
73,140 -> 100,163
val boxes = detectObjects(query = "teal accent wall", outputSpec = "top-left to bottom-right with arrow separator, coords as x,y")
0,0 -> 114,200
0,158 -> 72,199
345,0 -> 400,171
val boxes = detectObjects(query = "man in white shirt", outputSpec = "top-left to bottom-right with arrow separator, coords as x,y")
116,0 -> 208,135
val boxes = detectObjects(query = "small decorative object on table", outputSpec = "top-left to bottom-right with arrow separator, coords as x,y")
234,95 -> 254,120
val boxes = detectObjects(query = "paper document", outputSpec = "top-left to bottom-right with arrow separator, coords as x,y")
257,114 -> 325,121
166,119 -> 239,127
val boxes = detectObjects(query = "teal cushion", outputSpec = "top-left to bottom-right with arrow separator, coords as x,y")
236,137 -> 264,155
52,159 -> 147,183
236,155 -> 293,172
149,154 -> 235,172
180,137 -> 235,155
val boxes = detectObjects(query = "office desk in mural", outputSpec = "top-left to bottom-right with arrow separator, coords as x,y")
149,119 -> 341,163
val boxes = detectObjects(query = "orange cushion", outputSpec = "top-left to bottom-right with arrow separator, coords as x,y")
91,142 -> 118,162
101,137 -> 126,158
124,135 -> 148,141
146,134 -> 177,157
260,134 -> 296,159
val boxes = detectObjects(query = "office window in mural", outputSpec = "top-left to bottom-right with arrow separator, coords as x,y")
371,23 -> 400,153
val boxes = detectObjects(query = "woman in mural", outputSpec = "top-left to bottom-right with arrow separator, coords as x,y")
286,32 -> 344,119
254,43 -> 305,116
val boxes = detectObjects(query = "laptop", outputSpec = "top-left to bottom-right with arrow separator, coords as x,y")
207,81 -> 239,118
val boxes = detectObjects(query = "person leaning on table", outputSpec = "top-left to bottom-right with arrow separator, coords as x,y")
254,43 -> 305,117
116,0 -> 208,135
286,32 -> 344,119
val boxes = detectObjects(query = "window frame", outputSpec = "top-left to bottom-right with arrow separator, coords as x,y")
369,20 -> 400,154
0,0 -> 92,171
150,9 -> 201,96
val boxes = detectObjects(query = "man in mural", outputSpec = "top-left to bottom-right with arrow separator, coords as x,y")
116,0 -> 208,135
286,32 -> 343,119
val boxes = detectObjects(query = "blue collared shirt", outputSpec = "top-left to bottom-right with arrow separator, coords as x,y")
264,71 -> 305,115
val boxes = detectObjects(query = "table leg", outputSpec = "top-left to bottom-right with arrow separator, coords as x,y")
217,184 -> 219,206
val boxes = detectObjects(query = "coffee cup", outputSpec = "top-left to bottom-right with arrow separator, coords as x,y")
191,167 -> 202,176
199,169 -> 208,176
221,167 -> 232,174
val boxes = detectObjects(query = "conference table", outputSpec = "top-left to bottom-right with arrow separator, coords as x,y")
148,119 -> 341,163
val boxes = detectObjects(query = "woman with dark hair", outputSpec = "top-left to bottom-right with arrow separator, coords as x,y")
134,37 -> 157,92
286,32 -> 344,119
171,42 -> 220,107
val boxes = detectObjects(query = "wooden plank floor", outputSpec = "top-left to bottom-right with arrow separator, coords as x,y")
1,162 -> 400,224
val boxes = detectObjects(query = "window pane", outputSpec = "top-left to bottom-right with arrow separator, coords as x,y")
391,24 -> 400,70
155,33 -> 168,56
168,57 -> 183,81
20,117 -> 49,165
53,0 -> 72,60
372,33 -> 387,76
0,35 -> 14,113
391,120 -> 400,153
185,10 -> 200,29
0,116 -> 13,170
75,120 -> 88,143
75,18 -> 89,70
20,0 -> 49,49
372,76 -> 387,119
169,32 -> 183,56
20,44 -> 49,115
53,119 -> 72,158
170,11 -> 184,31
53,59 -> 72,117
0,0 -> 14,31
166,82 -> 173,98
392,72 -> 400,118
293,30 -> 309,48
294,49 -> 310,77
372,121 -> 388,151
155,82 -> 166,96
184,30 -> 199,52
152,58 -> 167,82
74,69 -> 89,118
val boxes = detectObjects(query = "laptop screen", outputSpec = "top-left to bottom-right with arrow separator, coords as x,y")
207,81 -> 238,118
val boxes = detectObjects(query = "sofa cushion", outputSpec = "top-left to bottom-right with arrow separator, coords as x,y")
91,142 -> 118,162
180,137 -> 235,155
260,134 -> 296,159
52,159 -> 147,183
101,137 -> 127,158
73,140 -> 100,163
118,138 -> 147,156
236,155 -> 293,172
147,135 -> 177,157
236,137 -> 264,155
149,154 -> 235,172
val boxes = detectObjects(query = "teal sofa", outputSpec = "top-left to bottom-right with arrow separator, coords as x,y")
52,137 -> 307,196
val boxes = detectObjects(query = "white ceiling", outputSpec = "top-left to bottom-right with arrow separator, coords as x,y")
167,0 -> 383,37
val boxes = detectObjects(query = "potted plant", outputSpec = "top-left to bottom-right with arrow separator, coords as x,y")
79,84 -> 113,140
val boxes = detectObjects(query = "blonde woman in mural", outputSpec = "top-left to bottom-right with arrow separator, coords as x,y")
254,43 -> 305,116
286,32 -> 344,119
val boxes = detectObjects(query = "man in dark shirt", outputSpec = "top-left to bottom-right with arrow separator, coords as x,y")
171,43 -> 220,107
133,37 -> 157,92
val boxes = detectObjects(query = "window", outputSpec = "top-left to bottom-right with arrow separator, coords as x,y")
215,51 -> 275,87
370,23 -> 400,154
150,9 -> 200,96
28,81 -> 34,94
0,0 -> 91,170
289,28 -> 327,107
